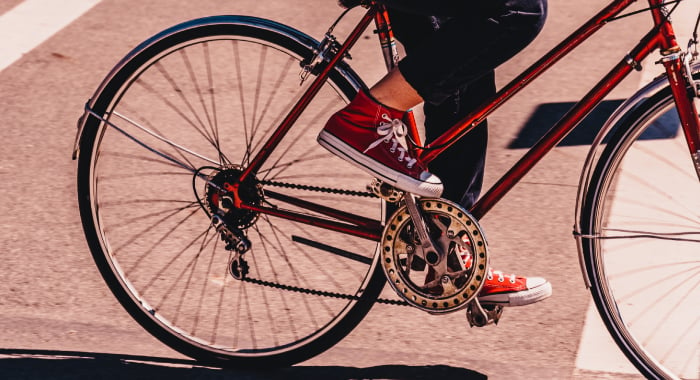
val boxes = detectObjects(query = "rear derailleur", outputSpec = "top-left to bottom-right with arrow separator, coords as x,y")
212,215 -> 250,280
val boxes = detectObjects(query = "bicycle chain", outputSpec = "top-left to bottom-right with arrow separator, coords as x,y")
241,276 -> 409,306
246,180 -> 407,306
261,180 -> 376,198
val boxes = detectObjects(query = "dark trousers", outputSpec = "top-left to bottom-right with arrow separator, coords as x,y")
387,0 -> 547,207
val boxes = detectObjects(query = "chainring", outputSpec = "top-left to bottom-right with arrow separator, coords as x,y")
380,198 -> 489,314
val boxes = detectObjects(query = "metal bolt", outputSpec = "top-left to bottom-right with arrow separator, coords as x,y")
441,276 -> 450,284
446,231 -> 455,239
220,196 -> 234,210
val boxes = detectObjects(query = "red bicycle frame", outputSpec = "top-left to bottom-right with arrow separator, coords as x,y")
236,0 -> 700,241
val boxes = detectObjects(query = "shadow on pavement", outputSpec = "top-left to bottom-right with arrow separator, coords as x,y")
508,99 -> 625,148
0,349 -> 488,379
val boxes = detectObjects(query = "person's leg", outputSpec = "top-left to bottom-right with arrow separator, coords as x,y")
387,7 -> 491,208
388,2 -> 552,307
320,0 -> 552,307
397,0 -> 548,106
423,76 -> 491,209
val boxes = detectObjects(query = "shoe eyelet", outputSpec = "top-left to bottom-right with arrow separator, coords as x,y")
498,278 -> 504,282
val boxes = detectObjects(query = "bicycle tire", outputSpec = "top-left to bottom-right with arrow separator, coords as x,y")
76,15 -> 386,368
580,71 -> 700,379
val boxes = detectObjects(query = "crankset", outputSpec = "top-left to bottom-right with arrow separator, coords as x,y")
380,196 -> 489,314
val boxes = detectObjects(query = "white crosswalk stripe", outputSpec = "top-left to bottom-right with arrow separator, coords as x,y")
0,0 -> 102,72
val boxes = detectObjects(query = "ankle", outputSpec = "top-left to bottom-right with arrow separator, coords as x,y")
367,69 -> 422,111
366,90 -> 407,112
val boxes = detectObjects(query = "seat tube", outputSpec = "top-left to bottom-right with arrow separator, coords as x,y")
373,4 -> 400,71
372,5 -> 424,150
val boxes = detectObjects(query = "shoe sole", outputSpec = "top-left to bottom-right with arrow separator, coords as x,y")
478,281 -> 553,307
317,130 -> 442,198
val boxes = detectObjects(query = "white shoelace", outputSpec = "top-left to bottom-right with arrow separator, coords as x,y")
362,113 -> 417,169
487,269 -> 517,284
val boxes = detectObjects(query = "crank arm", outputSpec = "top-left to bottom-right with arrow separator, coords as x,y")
403,194 -> 443,267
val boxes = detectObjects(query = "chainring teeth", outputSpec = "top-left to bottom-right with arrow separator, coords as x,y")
381,199 -> 488,314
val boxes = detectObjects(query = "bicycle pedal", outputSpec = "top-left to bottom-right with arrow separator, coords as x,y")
367,178 -> 403,202
466,299 -> 504,327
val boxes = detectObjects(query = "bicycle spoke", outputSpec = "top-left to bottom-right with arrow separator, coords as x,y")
256,215 -> 332,321
260,96 -> 342,183
245,58 -> 305,167
251,57 -> 296,138
140,222 -> 209,297
121,207 -> 200,275
153,61 -> 217,148
160,226 -> 217,319
180,48 -> 217,144
192,229 -> 219,335
210,249 -> 233,345
104,201 -> 199,231
112,110 -> 219,168
201,42 -> 231,166
232,41 -> 253,165
99,150 -> 190,171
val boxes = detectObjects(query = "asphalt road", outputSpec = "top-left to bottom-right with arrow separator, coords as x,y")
0,0 -> 696,379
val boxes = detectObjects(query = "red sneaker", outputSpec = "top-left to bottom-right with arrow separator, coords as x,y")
457,245 -> 552,307
317,90 -> 443,198
477,268 -> 551,306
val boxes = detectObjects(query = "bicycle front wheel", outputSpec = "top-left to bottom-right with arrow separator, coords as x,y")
76,16 -> 385,367
580,76 -> 700,379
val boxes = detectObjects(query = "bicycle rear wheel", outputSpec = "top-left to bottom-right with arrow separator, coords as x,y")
75,16 -> 385,367
580,75 -> 700,379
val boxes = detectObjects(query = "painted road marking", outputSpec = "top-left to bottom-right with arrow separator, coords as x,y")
0,0 -> 102,72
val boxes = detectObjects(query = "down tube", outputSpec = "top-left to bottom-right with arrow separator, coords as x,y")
470,31 -> 661,220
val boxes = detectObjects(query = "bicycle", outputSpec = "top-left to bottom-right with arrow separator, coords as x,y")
72,0 -> 699,378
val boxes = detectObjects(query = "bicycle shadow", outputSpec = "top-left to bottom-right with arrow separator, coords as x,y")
0,349 -> 488,380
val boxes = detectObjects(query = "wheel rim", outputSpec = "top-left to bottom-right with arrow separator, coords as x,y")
592,98 -> 700,379
85,32 -> 382,360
